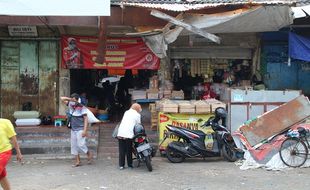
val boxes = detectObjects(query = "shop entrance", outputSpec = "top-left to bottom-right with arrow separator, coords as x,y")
69,69 -> 157,122
171,58 -> 253,100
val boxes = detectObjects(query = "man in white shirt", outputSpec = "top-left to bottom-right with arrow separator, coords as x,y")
117,103 -> 142,170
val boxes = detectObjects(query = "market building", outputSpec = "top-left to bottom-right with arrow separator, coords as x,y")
0,0 -> 309,157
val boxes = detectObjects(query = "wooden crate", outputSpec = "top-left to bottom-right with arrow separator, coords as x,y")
179,102 -> 195,113
193,100 -> 211,114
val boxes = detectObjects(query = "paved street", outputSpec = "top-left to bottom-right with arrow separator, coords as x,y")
6,156 -> 310,190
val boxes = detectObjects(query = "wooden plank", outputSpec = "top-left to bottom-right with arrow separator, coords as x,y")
150,10 -> 220,44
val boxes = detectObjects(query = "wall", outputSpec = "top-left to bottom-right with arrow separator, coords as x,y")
261,32 -> 310,95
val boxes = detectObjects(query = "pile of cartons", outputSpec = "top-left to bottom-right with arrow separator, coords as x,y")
156,99 -> 178,113
206,99 -> 226,112
146,89 -> 159,99
178,102 -> 195,113
132,90 -> 147,100
171,90 -> 184,100
193,100 -> 211,114
155,99 -> 226,114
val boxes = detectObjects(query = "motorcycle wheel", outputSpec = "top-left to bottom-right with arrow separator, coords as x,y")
145,156 -> 153,172
166,146 -> 185,163
221,145 -> 237,162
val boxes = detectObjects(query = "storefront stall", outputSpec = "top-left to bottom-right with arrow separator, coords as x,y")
60,35 -> 160,121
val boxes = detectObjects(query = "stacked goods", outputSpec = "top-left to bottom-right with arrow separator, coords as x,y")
193,100 -> 211,114
163,90 -> 172,99
179,102 -> 195,113
157,99 -> 178,113
147,89 -> 159,99
149,103 -> 158,130
149,75 -> 159,89
131,90 -> 147,100
205,99 -> 226,112
13,111 -> 41,126
171,90 -> 184,100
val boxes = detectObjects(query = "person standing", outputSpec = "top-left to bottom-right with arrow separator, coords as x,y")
61,93 -> 93,167
0,119 -> 23,190
117,103 -> 142,170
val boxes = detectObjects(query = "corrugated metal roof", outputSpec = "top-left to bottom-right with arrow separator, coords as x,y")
111,0 -> 310,11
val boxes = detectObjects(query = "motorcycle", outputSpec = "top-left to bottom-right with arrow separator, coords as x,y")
162,107 -> 242,163
132,124 -> 156,171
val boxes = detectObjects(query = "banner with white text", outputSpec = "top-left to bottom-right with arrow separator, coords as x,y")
61,36 -> 160,70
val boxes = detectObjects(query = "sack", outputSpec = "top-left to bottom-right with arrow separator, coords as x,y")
112,123 -> 120,138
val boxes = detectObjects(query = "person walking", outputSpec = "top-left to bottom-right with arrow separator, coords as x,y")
0,118 -> 23,190
61,93 -> 93,167
117,103 -> 142,170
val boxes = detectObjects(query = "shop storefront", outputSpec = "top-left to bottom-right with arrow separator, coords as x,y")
60,35 -> 161,122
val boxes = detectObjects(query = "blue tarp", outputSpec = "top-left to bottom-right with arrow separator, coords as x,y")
289,32 -> 310,62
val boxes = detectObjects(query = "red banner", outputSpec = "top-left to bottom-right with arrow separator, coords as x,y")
61,36 -> 160,70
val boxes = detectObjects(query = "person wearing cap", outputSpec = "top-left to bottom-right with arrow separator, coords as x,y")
63,37 -> 83,69
61,93 -> 93,167
117,103 -> 142,170
0,118 -> 23,190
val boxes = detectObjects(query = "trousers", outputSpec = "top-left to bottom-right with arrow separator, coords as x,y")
118,139 -> 133,167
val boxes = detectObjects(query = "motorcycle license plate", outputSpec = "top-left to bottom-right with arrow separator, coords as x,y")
137,143 -> 151,152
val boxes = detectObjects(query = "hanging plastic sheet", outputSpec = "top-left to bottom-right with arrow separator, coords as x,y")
289,32 -> 310,62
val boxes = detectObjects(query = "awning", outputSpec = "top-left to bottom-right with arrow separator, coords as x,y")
0,0 -> 110,16
142,5 -> 294,58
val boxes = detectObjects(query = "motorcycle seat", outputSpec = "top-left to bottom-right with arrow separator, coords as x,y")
192,130 -> 206,137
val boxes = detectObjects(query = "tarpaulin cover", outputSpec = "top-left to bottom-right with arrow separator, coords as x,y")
289,32 -> 310,62
61,36 -> 159,70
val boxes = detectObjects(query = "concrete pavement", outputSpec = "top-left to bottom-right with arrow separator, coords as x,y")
6,156 -> 310,190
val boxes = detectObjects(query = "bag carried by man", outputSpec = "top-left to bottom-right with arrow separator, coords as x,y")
112,123 -> 120,138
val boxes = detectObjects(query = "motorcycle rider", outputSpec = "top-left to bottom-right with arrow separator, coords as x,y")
117,103 -> 142,170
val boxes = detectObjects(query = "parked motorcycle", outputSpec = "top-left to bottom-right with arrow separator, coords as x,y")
162,107 -> 242,163
132,124 -> 156,171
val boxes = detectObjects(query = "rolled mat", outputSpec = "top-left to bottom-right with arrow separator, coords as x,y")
15,118 -> 41,126
13,111 -> 40,119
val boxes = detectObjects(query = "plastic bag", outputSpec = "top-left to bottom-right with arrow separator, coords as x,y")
112,123 -> 120,138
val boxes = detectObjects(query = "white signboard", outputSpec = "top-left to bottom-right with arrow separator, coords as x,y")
8,26 -> 38,37
0,0 -> 110,16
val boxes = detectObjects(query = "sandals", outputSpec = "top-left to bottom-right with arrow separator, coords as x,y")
72,162 -> 81,167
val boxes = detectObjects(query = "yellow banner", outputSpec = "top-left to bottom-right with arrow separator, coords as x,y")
158,112 -> 215,150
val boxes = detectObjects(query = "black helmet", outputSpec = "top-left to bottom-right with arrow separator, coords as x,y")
134,123 -> 145,135
215,107 -> 227,118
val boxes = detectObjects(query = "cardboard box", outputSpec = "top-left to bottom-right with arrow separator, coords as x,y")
193,100 -> 211,113
132,90 -> 146,100
147,92 -> 159,99
179,102 -> 195,113
205,99 -> 226,112
171,90 -> 184,100
159,101 -> 178,113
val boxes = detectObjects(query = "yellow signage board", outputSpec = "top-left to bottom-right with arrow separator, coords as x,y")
158,112 -> 215,151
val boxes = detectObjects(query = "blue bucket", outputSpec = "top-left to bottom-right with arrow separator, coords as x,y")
97,114 -> 108,121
